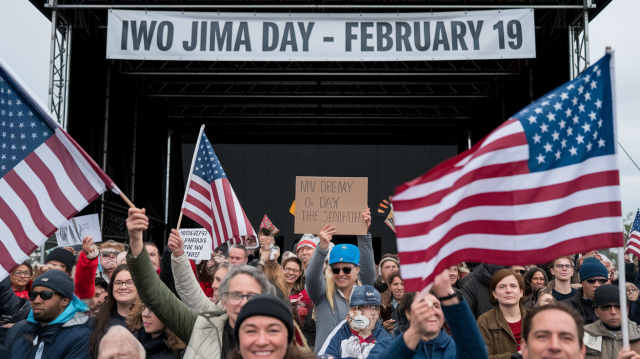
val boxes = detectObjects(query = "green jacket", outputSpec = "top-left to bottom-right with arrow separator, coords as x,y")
476,304 -> 527,359
127,247 -> 227,359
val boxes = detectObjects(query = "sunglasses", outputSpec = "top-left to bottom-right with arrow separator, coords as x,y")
598,304 -> 621,311
586,278 -> 608,284
332,267 -> 354,275
516,270 -> 526,275
28,291 -> 58,301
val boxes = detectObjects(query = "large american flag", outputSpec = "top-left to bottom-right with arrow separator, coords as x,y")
625,210 -> 640,258
181,126 -> 256,249
394,52 -> 624,292
0,57 -> 118,281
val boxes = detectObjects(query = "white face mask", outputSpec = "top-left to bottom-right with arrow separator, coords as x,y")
347,308 -> 379,336
349,315 -> 370,331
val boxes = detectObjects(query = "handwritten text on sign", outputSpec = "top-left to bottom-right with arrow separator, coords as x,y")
294,176 -> 368,235
179,228 -> 213,260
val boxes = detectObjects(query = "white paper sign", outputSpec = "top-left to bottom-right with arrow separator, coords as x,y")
55,214 -> 102,246
179,228 -> 213,261
107,9 -> 536,62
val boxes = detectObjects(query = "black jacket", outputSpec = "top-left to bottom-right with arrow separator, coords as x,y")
562,287 -> 598,325
460,263 -> 505,319
0,276 -> 31,357
134,329 -> 179,359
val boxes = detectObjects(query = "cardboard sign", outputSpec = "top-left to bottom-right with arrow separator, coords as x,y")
294,176 -> 368,235
55,214 -> 102,246
179,228 -> 213,261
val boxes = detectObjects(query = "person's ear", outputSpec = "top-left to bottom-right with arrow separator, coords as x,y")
520,339 -> 528,359
595,308 -> 600,319
62,297 -> 71,307
580,343 -> 586,358
550,267 -> 555,276
405,309 -> 412,323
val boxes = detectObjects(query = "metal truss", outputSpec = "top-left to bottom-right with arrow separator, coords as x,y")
569,10 -> 591,79
47,0 -> 72,129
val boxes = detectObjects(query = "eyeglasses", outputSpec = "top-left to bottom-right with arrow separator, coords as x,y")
101,251 -> 121,258
113,279 -> 135,288
29,291 -> 58,301
332,267 -> 354,275
225,292 -> 257,305
555,264 -> 573,270
585,278 -> 608,284
11,270 -> 31,278
599,304 -> 621,311
284,268 -> 301,274
516,270 -> 526,275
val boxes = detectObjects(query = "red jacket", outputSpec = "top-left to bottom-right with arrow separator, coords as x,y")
74,251 -> 99,300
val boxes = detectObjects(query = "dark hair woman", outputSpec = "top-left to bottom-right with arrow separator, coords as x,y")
89,264 -> 140,358
522,267 -> 548,308
282,257 -> 314,328
228,294 -> 316,359
10,261 -> 33,299
476,269 -> 527,359
126,303 -> 187,358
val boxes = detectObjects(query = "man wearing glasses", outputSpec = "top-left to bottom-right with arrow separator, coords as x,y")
583,284 -> 640,359
306,207 -> 375,354
3,269 -> 92,358
542,256 -> 578,302
562,257 -> 609,325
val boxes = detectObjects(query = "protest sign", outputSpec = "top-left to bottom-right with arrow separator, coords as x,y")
179,228 -> 213,260
294,176 -> 368,235
55,214 -> 102,246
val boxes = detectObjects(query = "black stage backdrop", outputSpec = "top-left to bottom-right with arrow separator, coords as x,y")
180,143 -> 457,258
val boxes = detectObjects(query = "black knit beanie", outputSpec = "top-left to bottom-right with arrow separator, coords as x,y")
45,248 -> 76,273
234,294 -> 294,344
594,284 -> 621,308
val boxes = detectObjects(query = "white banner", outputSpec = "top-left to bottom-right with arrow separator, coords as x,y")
55,214 -> 102,247
107,9 -> 535,62
179,228 -> 213,261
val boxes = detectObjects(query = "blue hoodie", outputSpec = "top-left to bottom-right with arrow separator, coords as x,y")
368,299 -> 487,359
6,295 -> 93,359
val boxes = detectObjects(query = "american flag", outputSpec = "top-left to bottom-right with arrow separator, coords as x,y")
0,57 -> 118,281
181,126 -> 256,249
625,210 -> 640,257
394,52 -> 624,292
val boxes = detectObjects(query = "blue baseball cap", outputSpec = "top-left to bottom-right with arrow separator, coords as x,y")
329,244 -> 360,266
351,285 -> 381,306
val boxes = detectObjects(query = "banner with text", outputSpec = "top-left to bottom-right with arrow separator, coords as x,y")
294,176 -> 368,235
107,9 -> 535,62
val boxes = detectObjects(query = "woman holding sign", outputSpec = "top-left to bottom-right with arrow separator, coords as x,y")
305,207 -> 376,354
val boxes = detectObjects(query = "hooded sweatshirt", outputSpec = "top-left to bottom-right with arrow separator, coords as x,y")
460,264 -> 505,319
5,296 -> 92,359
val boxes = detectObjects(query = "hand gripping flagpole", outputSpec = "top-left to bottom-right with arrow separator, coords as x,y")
176,124 -> 206,230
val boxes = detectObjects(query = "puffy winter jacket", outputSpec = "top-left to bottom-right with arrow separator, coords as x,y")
561,287 -> 598,325
321,320 -> 390,359
5,310 -> 92,359
460,264 -> 505,319
368,299 -> 487,359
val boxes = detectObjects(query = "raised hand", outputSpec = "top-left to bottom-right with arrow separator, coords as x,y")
318,224 -> 337,250
432,269 -> 456,299
126,208 -> 148,257
82,236 -> 97,258
167,229 -> 185,258
362,207 -> 372,230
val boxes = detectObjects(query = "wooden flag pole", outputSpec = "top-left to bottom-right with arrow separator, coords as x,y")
119,191 -> 136,209
176,211 -> 184,231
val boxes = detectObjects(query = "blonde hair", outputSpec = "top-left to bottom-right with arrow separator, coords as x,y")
325,264 -> 362,314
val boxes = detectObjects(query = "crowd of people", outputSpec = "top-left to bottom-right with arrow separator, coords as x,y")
1,207 -> 640,359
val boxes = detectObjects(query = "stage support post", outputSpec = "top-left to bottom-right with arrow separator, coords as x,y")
164,130 -> 173,242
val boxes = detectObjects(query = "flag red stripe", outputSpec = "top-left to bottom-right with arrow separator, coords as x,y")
189,181 -> 212,202
394,160 -> 530,212
3,171 -> 56,237
23,154 -> 77,216
395,119 -> 521,192
242,209 -> 254,236
45,136 -> 98,202
399,201 -> 622,265
222,180 -> 240,238
186,194 -> 214,222
403,232 -> 623,292
0,197 -> 38,254
182,208 -> 214,241
59,129 -> 116,190
210,183 -> 229,246
397,170 -> 620,237
0,239 -> 20,277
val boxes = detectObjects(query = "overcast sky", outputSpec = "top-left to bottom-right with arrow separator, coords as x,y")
1,0 -> 639,218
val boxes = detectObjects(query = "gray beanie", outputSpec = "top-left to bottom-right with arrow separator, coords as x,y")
32,269 -> 75,299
